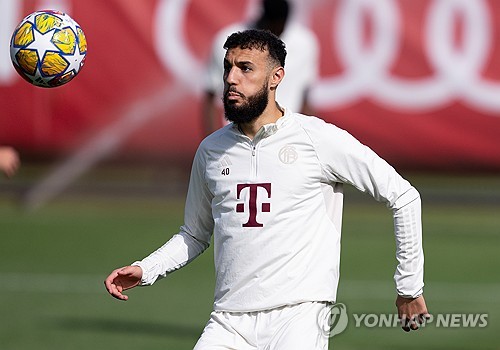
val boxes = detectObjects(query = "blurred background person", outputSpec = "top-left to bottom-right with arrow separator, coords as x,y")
201,0 -> 319,135
0,146 -> 20,178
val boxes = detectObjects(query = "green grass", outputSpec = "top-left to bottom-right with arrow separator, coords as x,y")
0,173 -> 499,349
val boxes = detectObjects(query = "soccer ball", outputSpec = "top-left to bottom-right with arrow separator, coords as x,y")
10,10 -> 87,88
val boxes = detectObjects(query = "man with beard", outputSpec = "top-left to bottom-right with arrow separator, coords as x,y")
105,30 -> 429,349
201,0 -> 319,135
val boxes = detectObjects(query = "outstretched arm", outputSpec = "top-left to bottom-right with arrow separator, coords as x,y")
104,145 -> 213,299
104,232 -> 208,300
104,265 -> 143,301
132,231 -> 209,286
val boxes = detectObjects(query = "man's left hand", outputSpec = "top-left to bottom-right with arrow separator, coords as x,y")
396,295 -> 430,332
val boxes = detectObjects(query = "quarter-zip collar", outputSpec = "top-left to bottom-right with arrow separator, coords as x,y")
231,107 -> 292,143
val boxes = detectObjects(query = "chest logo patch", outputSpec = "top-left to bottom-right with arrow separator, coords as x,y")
236,183 -> 271,227
279,145 -> 298,164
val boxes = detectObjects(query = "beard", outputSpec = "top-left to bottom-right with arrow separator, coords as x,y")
223,82 -> 269,124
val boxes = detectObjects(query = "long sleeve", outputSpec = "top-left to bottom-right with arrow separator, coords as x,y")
133,144 -> 215,285
132,231 -> 209,285
393,196 -> 424,298
303,117 -> 424,298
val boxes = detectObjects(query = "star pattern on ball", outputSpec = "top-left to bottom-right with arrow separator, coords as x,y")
65,42 -> 86,74
10,11 -> 87,87
25,26 -> 61,63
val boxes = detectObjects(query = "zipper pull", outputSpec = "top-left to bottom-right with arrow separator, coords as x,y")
252,146 -> 256,156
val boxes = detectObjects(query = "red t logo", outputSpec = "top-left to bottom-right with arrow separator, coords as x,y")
236,183 -> 271,227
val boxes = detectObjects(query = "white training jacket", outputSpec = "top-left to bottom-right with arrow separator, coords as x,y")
133,108 -> 424,312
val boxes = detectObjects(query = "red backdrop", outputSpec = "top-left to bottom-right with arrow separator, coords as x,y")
1,0 -> 500,171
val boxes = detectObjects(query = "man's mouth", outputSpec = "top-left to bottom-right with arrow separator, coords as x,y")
226,90 -> 243,101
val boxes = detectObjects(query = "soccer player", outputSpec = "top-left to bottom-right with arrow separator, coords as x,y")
105,29 -> 429,349
202,0 -> 319,135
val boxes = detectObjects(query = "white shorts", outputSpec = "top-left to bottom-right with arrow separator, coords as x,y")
193,302 -> 331,350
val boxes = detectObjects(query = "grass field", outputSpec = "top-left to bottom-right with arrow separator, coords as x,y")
1,168 -> 499,349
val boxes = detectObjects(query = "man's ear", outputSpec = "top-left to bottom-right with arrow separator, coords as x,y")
270,66 -> 285,90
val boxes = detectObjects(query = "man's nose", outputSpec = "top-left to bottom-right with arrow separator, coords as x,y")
225,67 -> 238,85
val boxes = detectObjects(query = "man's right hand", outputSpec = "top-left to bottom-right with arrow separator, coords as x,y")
104,265 -> 143,301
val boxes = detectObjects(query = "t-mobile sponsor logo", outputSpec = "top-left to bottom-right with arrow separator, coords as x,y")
236,183 -> 271,227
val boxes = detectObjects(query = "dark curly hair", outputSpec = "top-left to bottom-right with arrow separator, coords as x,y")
223,29 -> 287,68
